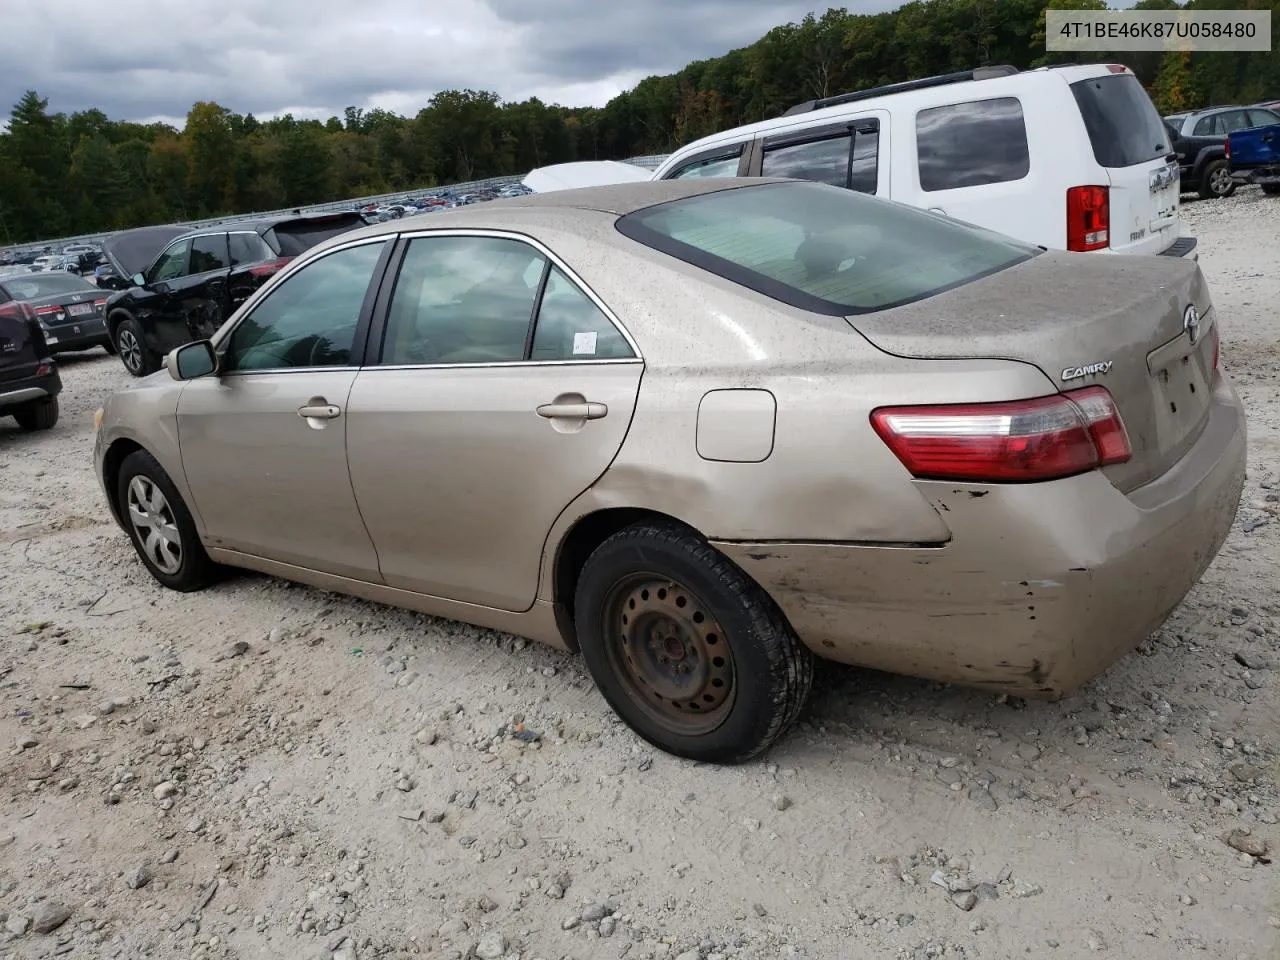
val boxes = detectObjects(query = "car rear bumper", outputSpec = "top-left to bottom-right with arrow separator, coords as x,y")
1230,165 -> 1280,186
43,317 -> 110,352
713,374 -> 1247,698
0,365 -> 62,412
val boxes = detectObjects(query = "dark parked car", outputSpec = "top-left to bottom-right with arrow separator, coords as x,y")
105,213 -> 369,376
1165,105 -> 1280,198
0,271 -> 114,355
0,298 -> 61,431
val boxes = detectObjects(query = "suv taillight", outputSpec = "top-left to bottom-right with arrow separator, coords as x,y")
249,256 -> 295,278
1067,186 -> 1110,252
870,386 -> 1132,483
1224,136 -> 1230,160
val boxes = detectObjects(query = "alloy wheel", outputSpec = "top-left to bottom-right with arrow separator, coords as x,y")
127,475 -> 183,575
1209,166 -> 1233,196
603,574 -> 737,737
118,328 -> 142,373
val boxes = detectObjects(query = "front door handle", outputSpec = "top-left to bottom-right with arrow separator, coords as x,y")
536,401 -> 607,420
297,400 -> 341,420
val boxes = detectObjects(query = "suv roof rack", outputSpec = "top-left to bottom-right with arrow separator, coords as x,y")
782,65 -> 1020,116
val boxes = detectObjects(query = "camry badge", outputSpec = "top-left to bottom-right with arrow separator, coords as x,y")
1061,360 -> 1113,382
1183,303 -> 1200,344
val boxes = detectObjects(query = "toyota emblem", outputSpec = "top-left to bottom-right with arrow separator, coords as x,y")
1183,303 -> 1200,344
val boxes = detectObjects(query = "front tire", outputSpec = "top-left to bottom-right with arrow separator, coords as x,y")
13,397 -> 58,431
574,521 -> 813,764
116,449 -> 219,592
102,337 -> 117,355
114,315 -> 158,377
1198,159 -> 1235,200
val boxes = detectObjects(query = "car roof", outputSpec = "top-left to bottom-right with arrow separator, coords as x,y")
655,63 -> 1124,170
171,211 -> 367,242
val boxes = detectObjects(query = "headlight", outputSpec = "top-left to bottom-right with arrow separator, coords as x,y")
93,407 -> 104,432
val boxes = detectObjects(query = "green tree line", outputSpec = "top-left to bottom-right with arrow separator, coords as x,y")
1,0 -> 1276,245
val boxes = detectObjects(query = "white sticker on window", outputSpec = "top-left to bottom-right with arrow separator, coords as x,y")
572,331 -> 598,356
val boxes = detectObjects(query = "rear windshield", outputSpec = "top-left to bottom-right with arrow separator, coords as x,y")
0,273 -> 96,299
1071,74 -> 1171,168
615,181 -> 1038,315
268,216 -> 367,257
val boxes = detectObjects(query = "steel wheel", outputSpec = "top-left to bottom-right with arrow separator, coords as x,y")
127,475 -> 183,575
118,327 -> 143,373
604,574 -> 737,737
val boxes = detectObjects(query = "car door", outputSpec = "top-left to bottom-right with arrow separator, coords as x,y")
137,237 -> 195,354
175,236 -> 394,581
180,233 -> 233,341
344,231 -> 644,612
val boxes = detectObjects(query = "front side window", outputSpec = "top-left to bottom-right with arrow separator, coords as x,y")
616,180 -> 1038,316
190,234 -> 229,274
1247,109 -> 1280,128
1220,110 -> 1250,133
379,236 -> 546,365
916,97 -> 1030,192
669,152 -> 741,180
148,239 -> 192,283
223,241 -> 386,371
531,267 -> 634,361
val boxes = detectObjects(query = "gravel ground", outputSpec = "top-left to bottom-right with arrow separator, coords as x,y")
1,188 -> 1277,960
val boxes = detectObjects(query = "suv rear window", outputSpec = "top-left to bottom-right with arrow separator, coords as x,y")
267,215 -> 367,257
615,181 -> 1038,316
1070,73 -> 1171,168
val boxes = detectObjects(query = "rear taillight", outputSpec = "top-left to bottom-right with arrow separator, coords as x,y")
249,256 -> 295,278
870,386 -> 1132,484
1224,137 -> 1230,160
94,297 -> 108,307
34,305 -> 59,316
1067,186 -> 1110,252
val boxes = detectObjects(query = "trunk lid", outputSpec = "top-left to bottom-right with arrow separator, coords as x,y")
851,251 -> 1216,493
1069,73 -> 1182,256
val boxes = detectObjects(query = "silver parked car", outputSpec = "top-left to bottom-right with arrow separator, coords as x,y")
93,179 -> 1246,763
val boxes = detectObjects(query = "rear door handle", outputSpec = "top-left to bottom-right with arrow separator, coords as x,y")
536,401 -> 607,420
297,401 -> 341,420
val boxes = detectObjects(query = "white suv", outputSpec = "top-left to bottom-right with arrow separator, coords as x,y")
650,63 -> 1196,260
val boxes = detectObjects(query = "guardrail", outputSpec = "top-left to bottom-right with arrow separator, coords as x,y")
0,154 -> 671,257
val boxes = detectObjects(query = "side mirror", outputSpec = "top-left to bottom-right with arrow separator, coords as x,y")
131,272 -> 146,287
166,340 -> 218,381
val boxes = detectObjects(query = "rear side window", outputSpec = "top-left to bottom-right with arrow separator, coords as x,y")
762,134 -> 850,187
1070,73 -> 1171,168
229,233 -> 274,266
190,234 -> 229,274
916,98 -> 1030,192
1193,115 -> 1217,136
616,181 -> 1038,316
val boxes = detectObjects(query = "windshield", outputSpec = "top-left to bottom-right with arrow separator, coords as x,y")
1071,73 -> 1171,168
615,181 -> 1038,315
0,273 -> 96,299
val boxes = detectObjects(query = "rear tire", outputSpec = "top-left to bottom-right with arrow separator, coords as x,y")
13,397 -> 58,431
1262,184 -> 1280,196
1198,160 -> 1235,200
116,449 -> 219,592
574,520 -> 813,764
114,315 -> 158,377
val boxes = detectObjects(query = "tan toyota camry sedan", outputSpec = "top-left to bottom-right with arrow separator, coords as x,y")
93,178 -> 1247,764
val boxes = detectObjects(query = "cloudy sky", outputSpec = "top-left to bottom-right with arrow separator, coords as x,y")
0,0 -> 917,127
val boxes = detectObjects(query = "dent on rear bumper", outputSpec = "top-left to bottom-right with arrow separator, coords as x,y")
714,377 -> 1247,698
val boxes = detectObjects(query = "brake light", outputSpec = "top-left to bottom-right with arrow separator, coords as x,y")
34,305 -> 59,316
94,297 -> 108,307
1105,64 -> 1129,74
870,386 -> 1132,483
1067,186 -> 1110,251
249,256 -> 294,278
1224,137 -> 1230,160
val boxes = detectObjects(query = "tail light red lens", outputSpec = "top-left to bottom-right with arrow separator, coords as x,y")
94,297 -> 108,307
34,305 -> 59,316
1067,186 -> 1110,252
248,256 -> 295,278
870,386 -> 1132,483
1224,137 -> 1230,160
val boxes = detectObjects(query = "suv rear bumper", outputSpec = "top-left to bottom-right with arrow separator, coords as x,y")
0,365 -> 62,413
1158,235 -> 1198,259
1230,165 -> 1280,186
